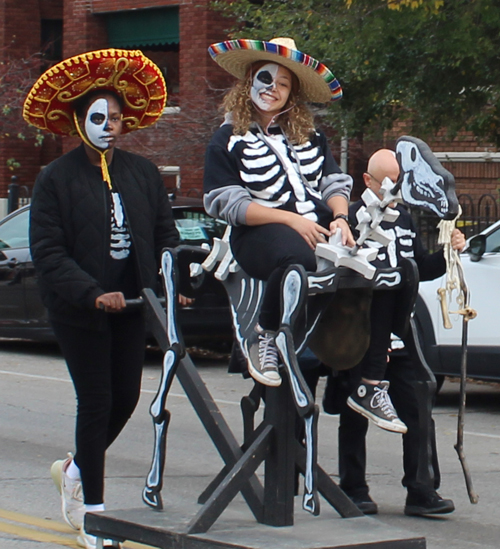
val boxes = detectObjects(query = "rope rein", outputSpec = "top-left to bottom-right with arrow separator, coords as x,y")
437,206 -> 477,325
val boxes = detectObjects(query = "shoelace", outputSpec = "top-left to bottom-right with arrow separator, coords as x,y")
63,474 -> 83,502
72,482 -> 83,502
371,385 -> 397,419
258,332 -> 279,371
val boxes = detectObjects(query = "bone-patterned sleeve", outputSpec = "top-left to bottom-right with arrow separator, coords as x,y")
204,124 -> 352,228
316,131 -> 352,203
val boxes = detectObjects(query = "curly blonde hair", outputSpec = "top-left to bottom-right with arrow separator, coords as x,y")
222,63 -> 316,145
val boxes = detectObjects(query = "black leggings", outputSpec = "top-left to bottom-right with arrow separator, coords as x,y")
52,313 -> 145,505
231,223 -> 317,331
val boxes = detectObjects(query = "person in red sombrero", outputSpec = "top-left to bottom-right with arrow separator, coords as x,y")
24,49 -> 179,549
204,37 -> 355,387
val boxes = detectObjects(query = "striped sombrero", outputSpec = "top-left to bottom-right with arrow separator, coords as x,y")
23,49 -> 167,136
208,37 -> 342,103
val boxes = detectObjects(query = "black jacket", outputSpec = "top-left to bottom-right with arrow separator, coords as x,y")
30,145 -> 179,329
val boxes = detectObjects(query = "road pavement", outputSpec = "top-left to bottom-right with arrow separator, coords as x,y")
0,340 -> 499,548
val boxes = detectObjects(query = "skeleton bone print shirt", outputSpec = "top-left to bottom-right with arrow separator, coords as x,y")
106,182 -> 137,298
110,190 -> 131,260
348,200 -> 445,280
203,123 -> 352,229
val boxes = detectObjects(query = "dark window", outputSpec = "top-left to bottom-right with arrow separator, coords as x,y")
41,19 -> 63,69
485,226 -> 500,253
0,208 -> 29,250
105,8 -> 179,105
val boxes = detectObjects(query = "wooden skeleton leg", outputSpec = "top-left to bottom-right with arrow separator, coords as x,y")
301,406 -> 319,514
274,265 -> 319,515
143,250 -> 183,510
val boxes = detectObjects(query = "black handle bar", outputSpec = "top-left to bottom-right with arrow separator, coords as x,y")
98,295 -> 166,311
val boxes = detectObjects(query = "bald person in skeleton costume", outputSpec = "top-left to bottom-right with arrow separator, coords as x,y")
332,148 -> 464,516
344,149 -> 465,434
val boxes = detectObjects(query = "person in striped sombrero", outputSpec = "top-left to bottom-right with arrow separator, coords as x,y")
204,37 -> 355,387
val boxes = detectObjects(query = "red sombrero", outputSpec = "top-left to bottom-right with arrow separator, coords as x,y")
23,48 -> 167,136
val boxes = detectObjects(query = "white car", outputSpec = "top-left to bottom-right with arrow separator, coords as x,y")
416,219 -> 500,384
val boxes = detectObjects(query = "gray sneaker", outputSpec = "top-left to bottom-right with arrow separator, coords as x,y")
347,381 -> 407,433
244,327 -> 282,387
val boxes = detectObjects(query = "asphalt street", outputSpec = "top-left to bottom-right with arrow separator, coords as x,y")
0,340 -> 499,549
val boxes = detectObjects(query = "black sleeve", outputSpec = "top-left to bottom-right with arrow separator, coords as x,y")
348,200 -> 362,238
29,169 -> 105,309
412,217 -> 446,281
203,130 -> 243,195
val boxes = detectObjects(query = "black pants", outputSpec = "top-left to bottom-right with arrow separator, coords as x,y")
52,312 -> 145,504
356,290 -> 398,381
231,223 -> 317,331
336,352 -> 441,497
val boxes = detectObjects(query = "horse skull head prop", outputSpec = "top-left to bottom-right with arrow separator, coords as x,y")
395,136 -> 459,220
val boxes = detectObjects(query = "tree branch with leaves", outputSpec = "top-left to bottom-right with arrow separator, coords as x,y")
211,0 -> 500,147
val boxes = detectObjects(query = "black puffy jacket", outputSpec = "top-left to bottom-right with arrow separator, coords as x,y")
30,144 -> 179,330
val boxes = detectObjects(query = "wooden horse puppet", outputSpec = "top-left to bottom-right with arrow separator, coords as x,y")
142,135 -> 459,516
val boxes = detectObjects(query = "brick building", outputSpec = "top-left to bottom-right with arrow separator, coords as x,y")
1,0 -> 499,216
0,0 -> 233,210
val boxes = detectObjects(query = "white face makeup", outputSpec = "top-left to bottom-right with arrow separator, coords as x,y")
84,97 -> 112,149
250,63 -> 282,111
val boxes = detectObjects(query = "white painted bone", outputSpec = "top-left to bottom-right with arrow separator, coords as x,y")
315,231 -> 378,279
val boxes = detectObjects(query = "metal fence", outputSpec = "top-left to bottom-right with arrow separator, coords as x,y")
413,193 -> 499,253
7,176 -> 31,214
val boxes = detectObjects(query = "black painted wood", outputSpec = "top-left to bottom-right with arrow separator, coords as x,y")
139,261 -> 420,531
187,424 -> 273,534
294,439 -> 363,519
86,256 -> 431,547
241,384 -> 263,443
175,354 -> 265,523
197,465 -> 230,506
85,508 -> 427,549
262,379 -> 297,526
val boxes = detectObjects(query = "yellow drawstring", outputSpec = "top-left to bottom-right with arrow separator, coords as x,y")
73,111 -> 112,190
100,153 -> 112,190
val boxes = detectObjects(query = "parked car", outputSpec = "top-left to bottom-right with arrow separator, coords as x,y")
416,219 -> 500,383
0,197 -> 233,348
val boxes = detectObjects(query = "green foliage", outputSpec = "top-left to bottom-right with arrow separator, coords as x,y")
211,0 -> 500,146
34,130 -> 44,147
0,50 -> 46,153
6,158 -> 20,171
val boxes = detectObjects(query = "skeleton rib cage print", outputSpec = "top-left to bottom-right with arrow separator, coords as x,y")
204,125 -> 351,229
233,129 -> 327,221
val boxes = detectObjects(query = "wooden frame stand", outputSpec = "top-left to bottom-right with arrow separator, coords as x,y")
85,287 -> 426,549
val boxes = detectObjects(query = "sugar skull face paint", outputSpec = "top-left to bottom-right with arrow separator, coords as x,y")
85,98 -> 111,149
250,63 -> 292,113
83,95 -> 122,150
